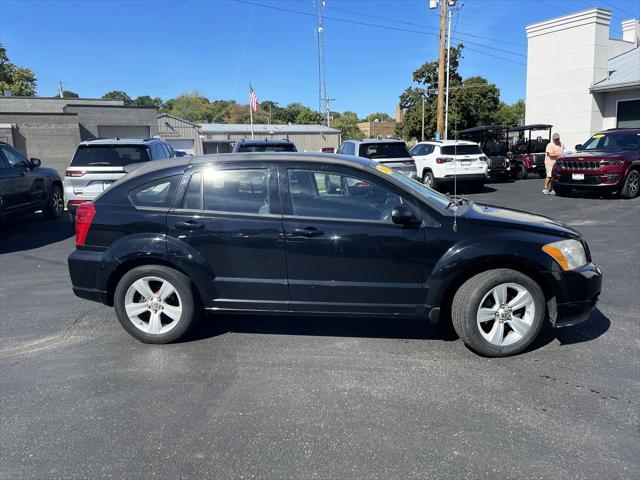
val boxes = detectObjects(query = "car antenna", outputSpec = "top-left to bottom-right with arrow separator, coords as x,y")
452,106 -> 458,233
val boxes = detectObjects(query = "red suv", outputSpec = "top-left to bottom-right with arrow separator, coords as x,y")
553,128 -> 640,198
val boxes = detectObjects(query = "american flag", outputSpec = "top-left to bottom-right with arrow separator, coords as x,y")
249,84 -> 259,112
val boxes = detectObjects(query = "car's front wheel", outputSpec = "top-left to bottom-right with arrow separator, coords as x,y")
621,169 -> 639,199
43,184 -> 64,219
114,265 -> 198,343
451,269 -> 545,356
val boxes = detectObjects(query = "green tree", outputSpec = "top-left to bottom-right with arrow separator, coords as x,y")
448,76 -> 501,134
397,45 -> 464,140
364,112 -> 392,122
61,90 -> 79,98
494,99 -> 525,126
163,92 -> 213,123
132,95 -> 163,109
102,90 -> 132,106
0,43 -> 37,96
332,111 -> 364,140
296,109 -> 321,124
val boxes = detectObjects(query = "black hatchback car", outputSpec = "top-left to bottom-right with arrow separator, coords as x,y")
68,153 -> 602,356
0,142 -> 64,222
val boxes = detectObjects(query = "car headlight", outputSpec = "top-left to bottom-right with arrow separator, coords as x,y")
542,239 -> 587,271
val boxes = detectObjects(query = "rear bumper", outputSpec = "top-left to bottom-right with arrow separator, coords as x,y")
545,263 -> 602,327
437,174 -> 487,184
68,248 -> 112,305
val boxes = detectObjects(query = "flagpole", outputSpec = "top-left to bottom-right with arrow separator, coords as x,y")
249,81 -> 254,140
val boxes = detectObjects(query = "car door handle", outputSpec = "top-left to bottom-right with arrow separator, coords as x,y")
293,227 -> 324,237
175,221 -> 204,230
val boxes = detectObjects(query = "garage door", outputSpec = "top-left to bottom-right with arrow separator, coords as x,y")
97,126 -> 150,139
167,139 -> 195,155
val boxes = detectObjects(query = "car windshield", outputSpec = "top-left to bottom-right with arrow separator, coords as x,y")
359,142 -> 411,159
237,143 -> 296,152
71,145 -> 151,167
440,145 -> 483,155
580,132 -> 640,152
382,167 -> 452,210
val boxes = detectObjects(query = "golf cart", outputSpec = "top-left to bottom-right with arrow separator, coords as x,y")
507,124 -> 552,180
458,125 -> 511,181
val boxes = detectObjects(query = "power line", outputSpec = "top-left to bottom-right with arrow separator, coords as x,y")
291,0 -> 527,48
232,0 -> 527,64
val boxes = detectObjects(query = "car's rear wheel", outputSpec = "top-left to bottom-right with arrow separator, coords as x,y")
515,164 -> 528,180
43,184 -> 64,219
422,170 -> 436,189
114,265 -> 198,344
620,169 -> 639,199
451,269 -> 545,357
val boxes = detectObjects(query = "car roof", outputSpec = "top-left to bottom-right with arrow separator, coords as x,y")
345,138 -> 406,144
458,125 -> 508,133
79,138 -> 164,146
235,140 -> 295,145
415,140 -> 479,146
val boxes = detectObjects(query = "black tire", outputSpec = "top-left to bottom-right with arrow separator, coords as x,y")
554,185 -> 571,197
620,169 -> 639,199
451,268 -> 545,357
43,183 -> 64,219
422,170 -> 436,189
515,164 -> 528,180
68,211 -> 75,224
114,265 -> 198,344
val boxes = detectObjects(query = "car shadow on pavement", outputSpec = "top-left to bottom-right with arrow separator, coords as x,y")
527,308 -> 611,352
0,214 -> 74,254
186,312 -> 459,343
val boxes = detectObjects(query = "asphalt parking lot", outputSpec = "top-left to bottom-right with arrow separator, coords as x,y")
1,178 -> 638,480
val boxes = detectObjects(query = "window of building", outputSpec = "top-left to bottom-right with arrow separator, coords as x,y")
617,99 -> 640,128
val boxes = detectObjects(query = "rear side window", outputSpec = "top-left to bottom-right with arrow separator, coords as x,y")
203,169 -> 270,215
130,176 -> 180,208
182,172 -> 202,209
71,145 -> 151,167
358,142 -> 410,159
236,143 -> 296,152
440,145 -> 482,155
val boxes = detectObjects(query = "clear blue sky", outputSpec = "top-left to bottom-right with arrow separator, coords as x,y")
1,0 -> 638,117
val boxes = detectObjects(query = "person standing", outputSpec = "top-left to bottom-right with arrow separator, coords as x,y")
543,132 -> 564,195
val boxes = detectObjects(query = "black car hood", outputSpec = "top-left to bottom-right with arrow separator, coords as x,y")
463,202 -> 579,238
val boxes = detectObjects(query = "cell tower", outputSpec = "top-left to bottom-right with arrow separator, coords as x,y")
316,1 -> 332,126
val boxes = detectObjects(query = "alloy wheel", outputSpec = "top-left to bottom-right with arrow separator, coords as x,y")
52,188 -> 64,216
628,171 -> 639,197
476,282 -> 535,347
124,276 -> 183,335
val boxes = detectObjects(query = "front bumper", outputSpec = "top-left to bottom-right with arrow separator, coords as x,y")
554,173 -> 623,190
545,263 -> 602,327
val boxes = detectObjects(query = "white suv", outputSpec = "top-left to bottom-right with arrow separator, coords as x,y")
410,140 -> 488,193
64,138 -> 176,220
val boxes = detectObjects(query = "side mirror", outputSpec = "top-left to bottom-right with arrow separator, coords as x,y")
30,157 -> 41,168
391,204 -> 420,226
574,144 -> 583,151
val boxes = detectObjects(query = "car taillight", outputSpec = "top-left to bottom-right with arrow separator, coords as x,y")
436,157 -> 454,164
75,203 -> 96,246
66,170 -> 86,177
479,156 -> 488,162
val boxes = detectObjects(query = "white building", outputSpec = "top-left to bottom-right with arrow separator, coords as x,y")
525,8 -> 639,149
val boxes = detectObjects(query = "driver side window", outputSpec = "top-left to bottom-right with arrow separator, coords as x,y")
287,168 -> 405,222
0,145 -> 28,167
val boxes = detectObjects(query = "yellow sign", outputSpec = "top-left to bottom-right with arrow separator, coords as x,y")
376,165 -> 393,175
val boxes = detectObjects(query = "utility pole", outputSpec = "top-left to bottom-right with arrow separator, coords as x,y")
444,7 -> 452,140
316,1 -> 332,126
436,0 -> 447,139
421,95 -> 425,141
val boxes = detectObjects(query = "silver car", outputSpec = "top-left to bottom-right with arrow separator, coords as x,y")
336,139 -> 417,177
64,138 -> 176,219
